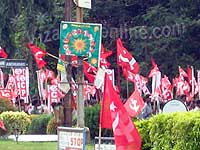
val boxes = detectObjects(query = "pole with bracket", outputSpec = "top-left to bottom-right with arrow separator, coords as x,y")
76,4 -> 85,128
62,0 -> 73,127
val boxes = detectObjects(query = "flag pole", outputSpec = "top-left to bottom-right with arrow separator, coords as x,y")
98,89 -> 103,150
98,123 -> 102,150
117,60 -> 121,93
126,80 -> 129,98
46,52 -> 67,64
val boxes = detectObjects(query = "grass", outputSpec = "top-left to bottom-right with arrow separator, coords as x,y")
0,140 -> 94,150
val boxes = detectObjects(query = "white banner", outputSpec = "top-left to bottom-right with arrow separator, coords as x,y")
47,84 -> 60,111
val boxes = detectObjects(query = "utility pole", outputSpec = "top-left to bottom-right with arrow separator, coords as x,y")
76,4 -> 85,128
63,0 -> 73,127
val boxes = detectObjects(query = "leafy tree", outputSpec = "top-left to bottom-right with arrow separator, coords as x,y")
0,0 -> 200,98
88,0 -> 200,97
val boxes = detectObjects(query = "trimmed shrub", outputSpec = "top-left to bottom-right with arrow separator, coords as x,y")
0,98 -> 15,113
46,117 -> 57,134
135,111 -> 200,150
27,114 -> 53,134
0,111 -> 31,136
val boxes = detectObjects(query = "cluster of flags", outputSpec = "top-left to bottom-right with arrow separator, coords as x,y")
26,38 -> 200,150
27,40 -> 142,149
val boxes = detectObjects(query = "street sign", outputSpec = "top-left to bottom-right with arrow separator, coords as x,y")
60,21 -> 102,67
0,59 -> 27,68
58,127 -> 87,150
74,0 -> 91,9
78,0 -> 91,9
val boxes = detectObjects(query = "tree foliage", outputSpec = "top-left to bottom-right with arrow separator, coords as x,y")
0,0 -> 200,96
88,0 -> 200,97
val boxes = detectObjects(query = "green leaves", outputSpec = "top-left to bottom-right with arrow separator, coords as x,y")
135,111 -> 200,150
0,111 -> 31,136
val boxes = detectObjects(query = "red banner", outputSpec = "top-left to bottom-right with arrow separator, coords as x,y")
12,68 -> 29,103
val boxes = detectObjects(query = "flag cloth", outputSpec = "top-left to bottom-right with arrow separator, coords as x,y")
117,38 -> 140,74
0,120 -> 6,131
124,90 -> 145,117
148,65 -> 160,78
160,75 -> 173,101
27,43 -> 47,69
179,66 -> 188,79
83,61 -> 97,83
0,47 -> 8,58
100,72 -> 113,129
100,44 -> 112,68
101,73 -> 142,150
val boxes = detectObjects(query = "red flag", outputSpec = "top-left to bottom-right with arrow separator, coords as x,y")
161,75 -> 173,101
100,45 -> 112,68
83,61 -> 97,83
0,120 -> 6,131
124,90 -> 144,117
0,47 -> 8,58
84,83 -> 96,100
117,38 -> 140,74
27,43 -> 47,69
179,66 -> 188,78
151,57 -> 157,68
148,65 -> 160,78
187,66 -> 198,98
100,72 -> 113,129
101,73 -> 142,150
148,58 -> 160,78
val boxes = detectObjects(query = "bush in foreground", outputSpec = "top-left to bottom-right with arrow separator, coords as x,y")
0,111 -> 31,136
135,111 -> 200,150
84,105 -> 200,149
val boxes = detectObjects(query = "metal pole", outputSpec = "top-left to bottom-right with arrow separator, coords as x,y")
63,0 -> 73,127
76,6 -> 85,128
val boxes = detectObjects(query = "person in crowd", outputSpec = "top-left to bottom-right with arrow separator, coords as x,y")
191,100 -> 200,111
138,94 -> 153,119
187,101 -> 195,111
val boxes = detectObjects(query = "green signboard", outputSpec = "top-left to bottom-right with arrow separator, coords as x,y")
60,21 -> 102,67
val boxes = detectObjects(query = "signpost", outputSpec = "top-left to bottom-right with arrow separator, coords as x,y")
58,127 -> 87,150
60,21 -> 102,128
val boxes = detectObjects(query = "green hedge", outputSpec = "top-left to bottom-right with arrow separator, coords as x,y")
27,114 -> 53,134
135,111 -> 200,150
85,105 -> 200,149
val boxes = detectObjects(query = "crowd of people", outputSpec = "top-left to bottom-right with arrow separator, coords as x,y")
137,94 -> 200,120
14,92 -> 200,122
14,95 -> 50,115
